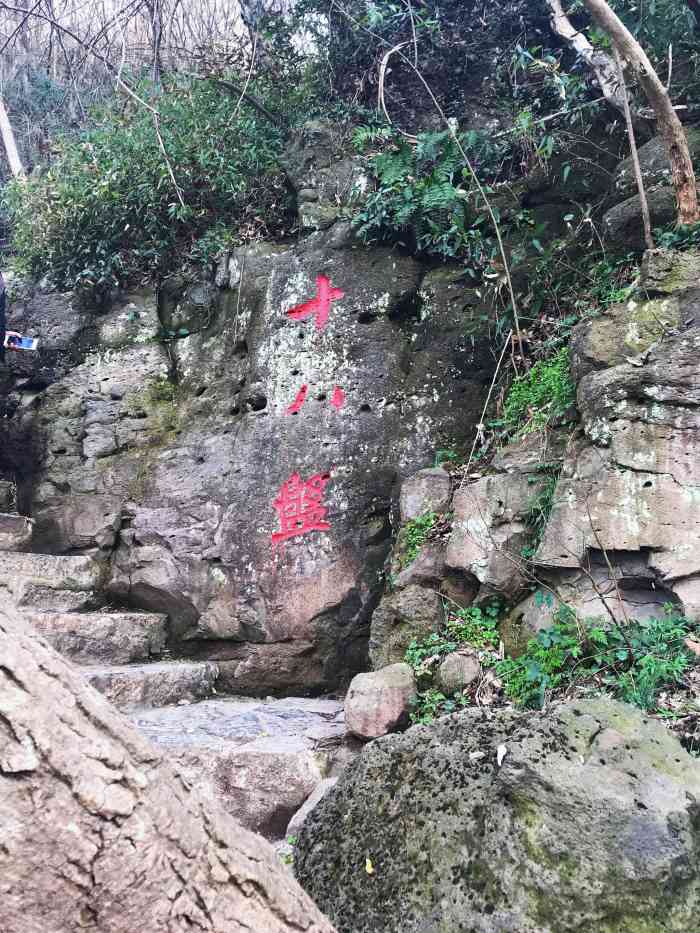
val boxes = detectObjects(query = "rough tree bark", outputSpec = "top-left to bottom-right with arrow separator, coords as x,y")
582,0 -> 700,224
546,0 -> 628,117
0,97 -> 25,178
0,603 -> 336,933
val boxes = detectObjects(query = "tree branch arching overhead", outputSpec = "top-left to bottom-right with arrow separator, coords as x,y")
581,0 -> 699,224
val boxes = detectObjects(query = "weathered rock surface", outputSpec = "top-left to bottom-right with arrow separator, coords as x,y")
490,251 -> 700,643
603,187 -> 678,254
398,467 -> 452,522
369,585 -> 442,669
613,130 -> 700,200
436,651 -> 481,693
14,200 -> 493,694
287,777 -> 338,839
0,512 -> 32,551
1,551 -> 104,604
446,431 -> 570,600
295,698 -> 700,933
83,660 -> 219,710
344,662 -> 416,740
133,696 -> 347,838
26,609 -> 168,664
0,602 -> 336,933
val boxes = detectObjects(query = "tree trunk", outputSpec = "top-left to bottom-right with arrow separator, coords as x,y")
582,0 -> 700,224
0,97 -> 25,179
613,45 -> 654,250
687,0 -> 700,30
546,0 -> 628,117
0,603 -> 336,933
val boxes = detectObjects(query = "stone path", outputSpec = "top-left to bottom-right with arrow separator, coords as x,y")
3,510 -> 351,840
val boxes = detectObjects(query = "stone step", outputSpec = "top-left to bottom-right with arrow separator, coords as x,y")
27,610 -> 169,665
0,512 -> 33,551
83,660 -> 219,711
3,552 -> 103,603
130,696 -> 350,839
16,584 -> 102,613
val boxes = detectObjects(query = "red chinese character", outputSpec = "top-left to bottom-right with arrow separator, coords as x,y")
285,384 -> 346,415
286,275 -> 344,331
286,384 -> 308,414
272,472 -> 331,546
330,386 -> 346,411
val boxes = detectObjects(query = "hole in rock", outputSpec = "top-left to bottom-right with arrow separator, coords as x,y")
245,394 -> 268,412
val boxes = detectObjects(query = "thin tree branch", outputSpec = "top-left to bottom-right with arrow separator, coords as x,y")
613,45 -> 654,250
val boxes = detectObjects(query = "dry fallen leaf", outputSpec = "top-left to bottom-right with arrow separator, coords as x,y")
685,637 -> 700,658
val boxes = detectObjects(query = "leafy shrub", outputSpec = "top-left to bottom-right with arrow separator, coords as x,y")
497,605 -> 697,711
445,604 -> 500,650
352,128 -> 511,269
405,601 -> 501,723
499,346 -> 575,437
3,79 -> 291,294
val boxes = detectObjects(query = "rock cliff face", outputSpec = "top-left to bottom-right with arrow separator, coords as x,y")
0,125 -> 495,695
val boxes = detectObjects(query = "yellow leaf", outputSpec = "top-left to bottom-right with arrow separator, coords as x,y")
365,857 -> 375,875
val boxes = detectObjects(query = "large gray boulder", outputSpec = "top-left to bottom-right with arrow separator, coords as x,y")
613,130 -> 700,200
295,698 -> 700,933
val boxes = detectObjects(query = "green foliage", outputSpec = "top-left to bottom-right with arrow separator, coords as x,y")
499,347 -> 575,438
410,687 -> 469,725
3,78 -> 291,294
445,604 -> 501,650
400,511 -> 437,568
434,448 -> 462,468
405,601 -> 502,723
521,466 -> 561,560
654,221 -> 700,251
352,127 -> 510,268
497,605 -> 698,711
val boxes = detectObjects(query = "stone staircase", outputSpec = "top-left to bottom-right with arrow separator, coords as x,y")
2,508 -> 350,840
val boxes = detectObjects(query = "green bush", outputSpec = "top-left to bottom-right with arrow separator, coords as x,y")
3,79 -> 291,294
400,511 -> 438,568
405,602 -> 502,723
352,128 -> 514,270
500,346 -> 575,437
497,605 -> 697,711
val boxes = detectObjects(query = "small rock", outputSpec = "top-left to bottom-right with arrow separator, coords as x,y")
437,652 -> 481,694
345,663 -> 417,741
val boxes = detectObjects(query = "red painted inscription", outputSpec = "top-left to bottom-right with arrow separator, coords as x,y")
286,384 -> 308,414
286,275 -> 344,331
272,472 -> 331,546
330,386 -> 346,411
